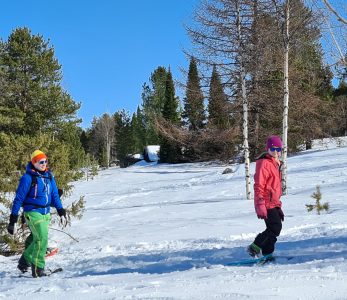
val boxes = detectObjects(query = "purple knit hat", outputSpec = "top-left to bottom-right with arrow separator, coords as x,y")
266,135 -> 283,150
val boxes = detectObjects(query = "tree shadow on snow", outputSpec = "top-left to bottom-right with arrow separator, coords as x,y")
73,234 -> 347,277
275,234 -> 347,264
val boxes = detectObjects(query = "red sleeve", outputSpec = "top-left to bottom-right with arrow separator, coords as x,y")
254,159 -> 269,205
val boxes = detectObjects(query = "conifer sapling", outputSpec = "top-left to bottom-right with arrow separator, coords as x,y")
306,185 -> 329,215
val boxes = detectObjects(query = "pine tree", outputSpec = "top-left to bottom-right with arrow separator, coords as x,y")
131,106 -> 147,154
162,70 -> 180,124
306,186 -> 329,215
149,67 -> 168,115
333,80 -> 347,135
0,27 -> 84,192
80,130 -> 90,153
88,117 -> 103,163
183,57 -> 205,130
0,27 -> 85,177
56,123 -> 86,170
1,27 -> 80,135
141,67 -> 169,145
208,65 -> 230,129
0,34 -> 30,134
160,70 -> 181,163
114,110 -> 135,167
0,28 -> 86,254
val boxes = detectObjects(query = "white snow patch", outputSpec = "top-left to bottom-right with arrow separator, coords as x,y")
2,139 -> 347,299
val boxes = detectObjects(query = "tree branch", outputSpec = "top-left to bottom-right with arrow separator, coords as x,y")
322,0 -> 347,25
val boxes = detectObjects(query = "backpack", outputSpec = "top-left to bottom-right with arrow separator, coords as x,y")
23,173 -> 53,209
29,173 -> 53,188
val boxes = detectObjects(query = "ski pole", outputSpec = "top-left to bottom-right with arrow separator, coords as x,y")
49,227 -> 79,242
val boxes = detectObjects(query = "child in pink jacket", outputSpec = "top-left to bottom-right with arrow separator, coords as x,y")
248,136 -> 284,257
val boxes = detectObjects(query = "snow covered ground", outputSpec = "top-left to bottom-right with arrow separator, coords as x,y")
2,140 -> 347,299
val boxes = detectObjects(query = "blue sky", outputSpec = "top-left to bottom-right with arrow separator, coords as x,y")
0,1 -> 199,128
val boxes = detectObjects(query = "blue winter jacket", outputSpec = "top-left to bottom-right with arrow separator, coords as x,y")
11,162 -> 63,216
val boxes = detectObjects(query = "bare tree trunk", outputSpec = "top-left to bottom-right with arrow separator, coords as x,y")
106,137 -> 111,167
241,68 -> 251,200
95,113 -> 115,168
254,108 -> 260,154
252,0 -> 260,159
101,124 -> 112,167
282,0 -> 290,195
236,1 -> 251,200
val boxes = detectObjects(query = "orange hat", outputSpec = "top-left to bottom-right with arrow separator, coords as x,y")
31,150 -> 47,164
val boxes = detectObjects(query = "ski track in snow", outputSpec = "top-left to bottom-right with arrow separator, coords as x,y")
2,145 -> 347,299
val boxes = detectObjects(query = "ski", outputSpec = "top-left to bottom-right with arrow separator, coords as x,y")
227,254 -> 275,266
45,247 -> 59,258
227,255 -> 295,266
47,267 -> 63,275
19,267 -> 63,278
270,255 -> 295,263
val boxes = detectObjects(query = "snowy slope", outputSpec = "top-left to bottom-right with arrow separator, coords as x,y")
1,143 -> 347,299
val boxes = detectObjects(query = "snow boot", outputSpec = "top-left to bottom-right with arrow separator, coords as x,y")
32,265 -> 47,278
247,243 -> 262,258
17,255 -> 31,273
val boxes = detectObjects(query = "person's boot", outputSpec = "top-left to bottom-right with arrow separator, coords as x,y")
247,243 -> 262,258
17,255 -> 31,273
31,265 -> 47,278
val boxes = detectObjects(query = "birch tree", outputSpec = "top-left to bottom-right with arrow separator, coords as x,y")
282,0 -> 290,194
186,0 -> 331,194
89,113 -> 115,167
272,0 -> 291,194
272,0 -> 330,193
187,0 -> 255,200
236,1 -> 252,200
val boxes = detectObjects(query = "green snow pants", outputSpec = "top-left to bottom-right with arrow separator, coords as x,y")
23,211 -> 50,268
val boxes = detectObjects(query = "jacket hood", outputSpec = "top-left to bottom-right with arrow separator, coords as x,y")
256,152 -> 272,160
256,153 -> 282,167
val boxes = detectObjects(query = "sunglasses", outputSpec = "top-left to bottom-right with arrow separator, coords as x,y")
38,160 -> 48,165
270,147 -> 282,152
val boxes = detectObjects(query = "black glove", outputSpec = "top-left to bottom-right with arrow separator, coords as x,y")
21,213 -> 26,225
7,224 -> 15,235
278,207 -> 284,222
57,208 -> 67,228
7,214 -> 18,235
57,208 -> 66,218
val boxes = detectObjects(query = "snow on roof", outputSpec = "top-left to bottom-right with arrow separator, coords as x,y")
144,145 -> 160,162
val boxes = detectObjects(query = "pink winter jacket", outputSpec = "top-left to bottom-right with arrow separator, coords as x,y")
254,153 -> 282,213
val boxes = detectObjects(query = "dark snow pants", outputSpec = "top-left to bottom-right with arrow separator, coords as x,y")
253,207 -> 282,255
